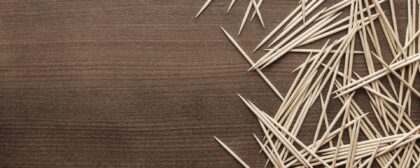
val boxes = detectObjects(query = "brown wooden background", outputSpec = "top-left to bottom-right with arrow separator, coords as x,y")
0,0 -> 418,167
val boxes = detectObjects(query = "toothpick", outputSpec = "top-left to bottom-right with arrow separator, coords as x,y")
238,1 -> 254,35
227,0 -> 236,13
214,136 -> 250,168
195,0 -> 213,18
253,134 -> 282,168
299,0 -> 307,23
250,0 -> 264,21
266,48 -> 364,54
251,0 -> 265,28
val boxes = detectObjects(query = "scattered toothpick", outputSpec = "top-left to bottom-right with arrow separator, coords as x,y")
214,136 -> 250,168
227,0 -> 236,13
195,0 -> 213,18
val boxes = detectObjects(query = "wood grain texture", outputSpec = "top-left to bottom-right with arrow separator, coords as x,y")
0,0 -> 418,167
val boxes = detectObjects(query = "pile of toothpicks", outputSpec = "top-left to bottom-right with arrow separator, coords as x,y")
195,0 -> 420,167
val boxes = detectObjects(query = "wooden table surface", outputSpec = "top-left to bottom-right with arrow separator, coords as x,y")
0,0 -> 418,167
